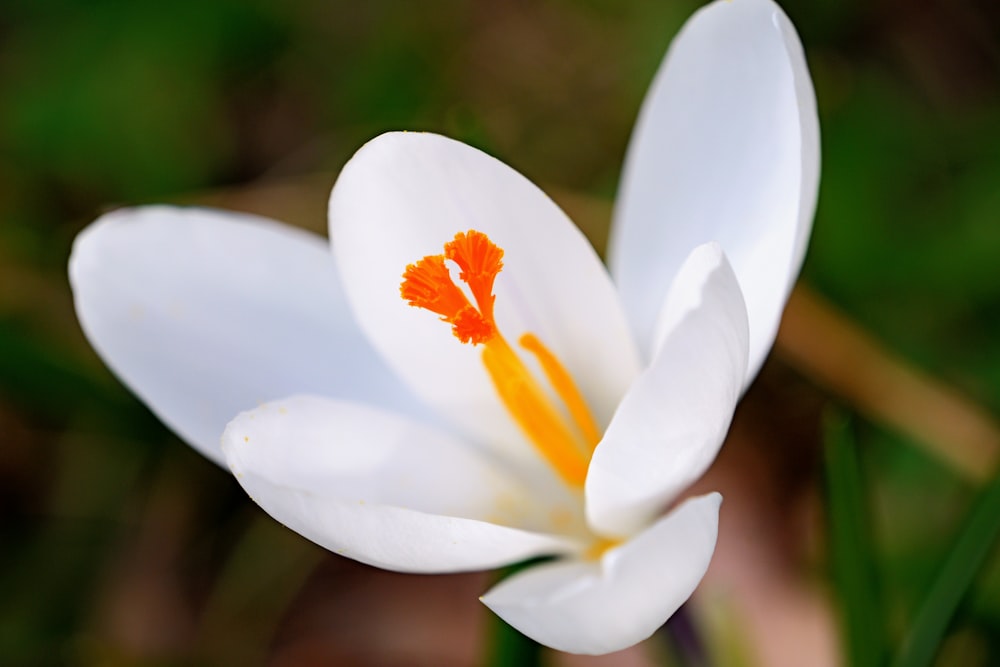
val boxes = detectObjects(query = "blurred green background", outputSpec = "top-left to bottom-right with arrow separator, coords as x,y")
2,0 -> 999,665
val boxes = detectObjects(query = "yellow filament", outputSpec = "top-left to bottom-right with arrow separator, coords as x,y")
482,336 -> 590,487
519,333 -> 601,452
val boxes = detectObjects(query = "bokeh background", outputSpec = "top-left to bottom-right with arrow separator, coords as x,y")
2,0 -> 1000,665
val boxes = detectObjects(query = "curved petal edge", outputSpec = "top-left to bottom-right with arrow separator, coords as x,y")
69,205 -> 415,464
222,394 -> 579,573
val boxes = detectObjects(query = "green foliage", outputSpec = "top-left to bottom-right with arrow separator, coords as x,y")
892,464 -> 1000,667
824,411 -> 886,667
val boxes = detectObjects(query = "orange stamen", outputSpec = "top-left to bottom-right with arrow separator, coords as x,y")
401,230 -> 600,488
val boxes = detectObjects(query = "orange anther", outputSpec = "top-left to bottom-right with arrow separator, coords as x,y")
444,230 -> 503,322
400,255 -> 471,322
451,306 -> 496,345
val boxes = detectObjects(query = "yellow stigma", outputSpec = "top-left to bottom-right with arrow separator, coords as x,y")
400,230 -> 601,487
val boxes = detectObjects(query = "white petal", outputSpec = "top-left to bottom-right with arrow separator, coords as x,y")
69,206 -> 420,464
610,0 -> 819,382
329,132 -> 641,466
586,244 -> 747,537
482,492 -> 721,655
223,395 -> 581,573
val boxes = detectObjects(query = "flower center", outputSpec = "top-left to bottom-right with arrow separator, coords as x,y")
400,230 -> 600,487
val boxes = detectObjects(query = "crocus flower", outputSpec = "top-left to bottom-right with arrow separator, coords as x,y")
69,0 -> 817,655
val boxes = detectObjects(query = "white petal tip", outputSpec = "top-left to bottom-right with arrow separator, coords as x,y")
481,493 -> 722,654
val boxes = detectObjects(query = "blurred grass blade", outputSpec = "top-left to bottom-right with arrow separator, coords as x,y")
486,563 -> 543,667
892,461 -> 1000,667
487,613 -> 542,667
824,410 -> 884,667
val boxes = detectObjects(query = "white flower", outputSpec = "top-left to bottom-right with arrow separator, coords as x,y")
68,0 -> 817,655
